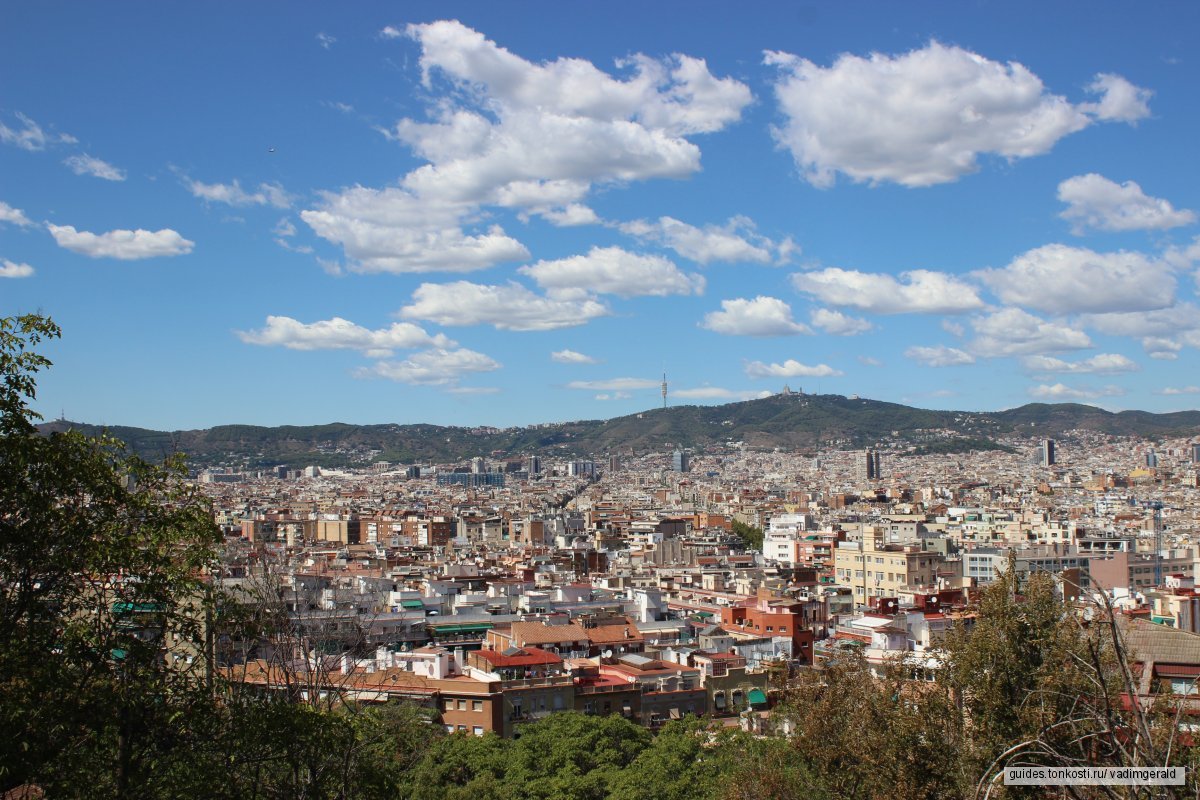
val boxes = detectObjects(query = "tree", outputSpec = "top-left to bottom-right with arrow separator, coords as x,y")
0,314 -> 223,797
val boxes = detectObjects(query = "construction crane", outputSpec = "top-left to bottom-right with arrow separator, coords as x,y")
1140,500 -> 1165,587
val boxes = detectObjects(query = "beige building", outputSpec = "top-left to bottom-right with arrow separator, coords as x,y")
834,537 -> 943,605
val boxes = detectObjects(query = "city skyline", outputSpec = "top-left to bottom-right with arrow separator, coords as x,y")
3,3 -> 1200,429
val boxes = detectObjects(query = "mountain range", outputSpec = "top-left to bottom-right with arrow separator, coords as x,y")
38,393 -> 1200,469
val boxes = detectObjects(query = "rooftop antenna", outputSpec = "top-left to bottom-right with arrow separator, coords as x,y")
661,371 -> 668,409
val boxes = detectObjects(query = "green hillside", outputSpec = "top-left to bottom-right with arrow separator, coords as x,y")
38,392 -> 1200,468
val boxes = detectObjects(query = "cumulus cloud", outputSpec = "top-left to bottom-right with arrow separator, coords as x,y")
380,25 -> 403,39
968,308 -> 1091,357
316,32 -> 336,49
391,20 -> 750,211
791,268 -> 983,314
63,154 -> 126,181
401,280 -> 609,331
0,201 -> 32,227
551,349 -> 599,364
674,386 -> 768,401
186,177 -> 292,208
357,347 -> 500,386
566,378 -> 659,391
520,246 -> 703,297
810,308 -> 872,335
1058,174 -> 1195,233
618,215 -> 791,265
765,41 -> 1146,188
0,112 -> 74,151
1142,337 -> 1182,360
302,186 -> 529,273
237,316 -> 452,355
1022,353 -> 1139,374
701,296 -> 811,336
1081,73 -> 1153,123
744,359 -> 843,378
1159,386 -> 1200,396
0,259 -> 34,279
904,345 -> 975,367
540,204 -> 600,227
1028,383 -> 1125,401
977,243 -> 1174,315
46,224 -> 194,260
1081,303 -> 1200,338
446,386 -> 501,395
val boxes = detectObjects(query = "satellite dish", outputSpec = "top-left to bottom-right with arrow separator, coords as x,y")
602,649 -> 613,659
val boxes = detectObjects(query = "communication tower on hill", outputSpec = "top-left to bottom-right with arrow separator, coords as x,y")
661,372 -> 668,409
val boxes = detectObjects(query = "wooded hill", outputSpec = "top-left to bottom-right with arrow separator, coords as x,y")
40,393 -> 1200,468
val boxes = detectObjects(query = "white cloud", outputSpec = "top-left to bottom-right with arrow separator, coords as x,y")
0,259 -> 34,279
1021,353 -> 1139,374
520,246 -> 703,297
540,204 -> 600,227
701,296 -> 811,336
1142,337 -> 1182,360
593,391 -> 633,401
302,186 -> 529,273
1081,303 -> 1200,338
744,359 -> 843,379
391,20 -> 751,211
63,154 -> 126,181
551,349 -> 599,365
673,386 -> 766,401
567,378 -> 658,391
1081,73 -> 1152,123
904,345 -> 975,367
186,177 -> 292,208
380,25 -> 403,39
0,112 -> 73,151
0,201 -> 32,227
446,386 -> 500,395
358,347 -> 500,386
765,42 -> 1145,188
316,32 -> 336,50
1159,386 -> 1200,396
810,308 -> 872,335
1057,174 -> 1194,233
46,224 -> 194,260
977,243 -> 1174,315
791,268 -> 983,314
968,308 -> 1091,357
237,316 -> 452,356
618,215 -> 790,265
400,280 -> 609,331
857,355 -> 883,367
1028,383 -> 1125,401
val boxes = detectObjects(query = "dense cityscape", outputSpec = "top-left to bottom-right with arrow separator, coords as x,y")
5,3 -> 1200,797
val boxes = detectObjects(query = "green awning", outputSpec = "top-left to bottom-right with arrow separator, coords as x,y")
113,601 -> 164,615
748,689 -> 768,707
693,611 -> 714,618
430,623 -> 493,635
400,599 -> 425,609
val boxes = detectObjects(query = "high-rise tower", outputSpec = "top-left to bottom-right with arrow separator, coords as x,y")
661,372 -> 668,409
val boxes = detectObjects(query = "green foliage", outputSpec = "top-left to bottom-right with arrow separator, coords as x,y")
44,391 -> 1200,467
731,519 -> 764,550
0,315 -> 224,796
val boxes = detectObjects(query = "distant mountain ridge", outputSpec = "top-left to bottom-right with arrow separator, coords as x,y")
38,394 -> 1200,468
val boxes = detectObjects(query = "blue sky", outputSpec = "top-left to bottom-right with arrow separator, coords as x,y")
3,2 -> 1200,429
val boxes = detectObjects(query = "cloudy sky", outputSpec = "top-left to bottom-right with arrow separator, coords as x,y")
3,3 -> 1199,429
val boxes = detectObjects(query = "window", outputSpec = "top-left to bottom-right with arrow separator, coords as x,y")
457,725 -> 467,732
457,699 -> 468,711
472,700 -> 483,712
473,726 -> 484,736
1171,678 -> 1198,695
